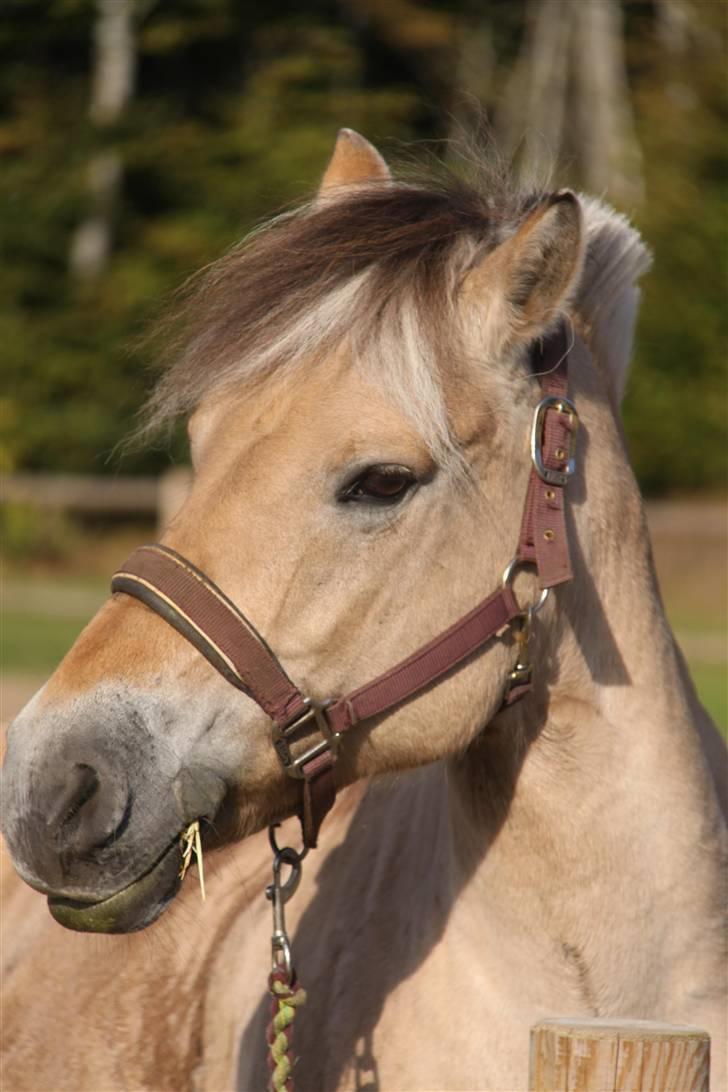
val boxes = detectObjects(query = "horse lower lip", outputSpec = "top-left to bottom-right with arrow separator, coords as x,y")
47,838 -> 182,934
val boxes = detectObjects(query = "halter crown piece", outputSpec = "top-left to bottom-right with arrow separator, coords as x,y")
111,324 -> 578,849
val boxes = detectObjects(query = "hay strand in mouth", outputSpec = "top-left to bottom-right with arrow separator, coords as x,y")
179,820 -> 206,902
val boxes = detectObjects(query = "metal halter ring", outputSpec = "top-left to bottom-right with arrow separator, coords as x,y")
268,822 -> 309,865
501,558 -> 551,615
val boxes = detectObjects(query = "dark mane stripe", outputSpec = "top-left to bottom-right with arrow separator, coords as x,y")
139,160 -> 650,471
142,170 -> 535,443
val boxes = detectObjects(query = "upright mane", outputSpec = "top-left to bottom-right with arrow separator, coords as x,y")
143,159 -> 650,460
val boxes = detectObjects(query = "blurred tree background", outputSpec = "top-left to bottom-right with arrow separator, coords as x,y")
1,0 -> 726,493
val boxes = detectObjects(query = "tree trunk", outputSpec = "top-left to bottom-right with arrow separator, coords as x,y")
69,0 -> 136,281
496,0 -> 643,204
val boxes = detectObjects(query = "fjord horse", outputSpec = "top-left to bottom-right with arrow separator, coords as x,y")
2,131 -> 725,1091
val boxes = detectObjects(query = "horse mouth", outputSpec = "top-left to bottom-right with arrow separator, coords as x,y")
47,837 -> 183,934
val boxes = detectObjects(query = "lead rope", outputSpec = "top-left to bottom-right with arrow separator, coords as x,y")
265,828 -> 307,1092
267,972 -> 307,1092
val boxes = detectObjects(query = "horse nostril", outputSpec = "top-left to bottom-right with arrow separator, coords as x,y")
46,763 -> 100,832
45,761 -> 130,857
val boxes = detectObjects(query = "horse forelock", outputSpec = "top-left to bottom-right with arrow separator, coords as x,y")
139,169 -> 517,466
139,160 -> 649,465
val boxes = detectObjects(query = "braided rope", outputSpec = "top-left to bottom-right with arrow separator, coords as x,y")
267,969 -> 307,1092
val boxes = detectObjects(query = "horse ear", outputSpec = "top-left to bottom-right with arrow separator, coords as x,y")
318,129 -> 391,195
465,191 -> 584,342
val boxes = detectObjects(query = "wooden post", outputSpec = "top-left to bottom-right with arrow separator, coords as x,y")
529,1018 -> 710,1092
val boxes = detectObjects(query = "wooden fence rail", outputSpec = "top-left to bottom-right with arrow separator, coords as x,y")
1,469 -> 191,529
2,472 -> 159,515
529,1018 -> 710,1092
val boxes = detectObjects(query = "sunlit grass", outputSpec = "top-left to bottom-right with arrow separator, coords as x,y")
1,611 -> 90,673
690,662 -> 727,736
1,578 -> 107,673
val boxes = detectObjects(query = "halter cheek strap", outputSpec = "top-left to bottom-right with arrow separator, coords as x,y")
111,325 -> 578,849
518,345 -> 576,587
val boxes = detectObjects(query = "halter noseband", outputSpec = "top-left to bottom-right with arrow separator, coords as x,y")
111,325 -> 578,848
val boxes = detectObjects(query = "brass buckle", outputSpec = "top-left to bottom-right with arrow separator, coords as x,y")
272,699 -> 339,779
530,395 -> 579,486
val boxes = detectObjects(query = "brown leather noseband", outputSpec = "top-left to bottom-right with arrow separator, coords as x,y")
111,325 -> 579,848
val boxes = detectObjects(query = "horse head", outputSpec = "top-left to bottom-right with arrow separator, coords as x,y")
1,131 -> 647,933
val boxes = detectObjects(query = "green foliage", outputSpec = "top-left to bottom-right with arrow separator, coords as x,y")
0,503 -> 79,562
1,0 -> 725,493
623,0 -> 727,494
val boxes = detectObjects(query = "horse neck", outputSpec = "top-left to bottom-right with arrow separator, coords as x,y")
440,389 -> 724,1009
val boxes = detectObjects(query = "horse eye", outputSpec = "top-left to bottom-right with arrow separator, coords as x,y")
340,465 -> 417,505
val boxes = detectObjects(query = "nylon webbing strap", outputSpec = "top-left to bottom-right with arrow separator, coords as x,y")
517,327 -> 575,587
325,585 -> 519,735
112,546 -> 309,726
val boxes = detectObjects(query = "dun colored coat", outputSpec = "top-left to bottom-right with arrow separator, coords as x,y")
2,130 -> 726,1091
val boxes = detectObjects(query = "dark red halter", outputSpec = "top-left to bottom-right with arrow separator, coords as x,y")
111,325 -> 579,848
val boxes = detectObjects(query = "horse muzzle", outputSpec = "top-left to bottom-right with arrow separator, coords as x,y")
1,688 -> 227,933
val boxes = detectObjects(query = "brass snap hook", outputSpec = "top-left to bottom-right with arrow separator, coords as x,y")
505,606 -> 535,693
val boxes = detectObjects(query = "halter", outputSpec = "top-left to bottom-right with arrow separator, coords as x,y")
111,324 -> 578,850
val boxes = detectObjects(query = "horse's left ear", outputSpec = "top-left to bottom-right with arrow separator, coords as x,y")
465,191 -> 584,343
318,128 -> 391,195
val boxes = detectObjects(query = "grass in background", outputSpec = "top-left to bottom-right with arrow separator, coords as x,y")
1,516 -> 145,686
689,664 -> 727,732
3,610 -> 94,673
1,575 -> 107,673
